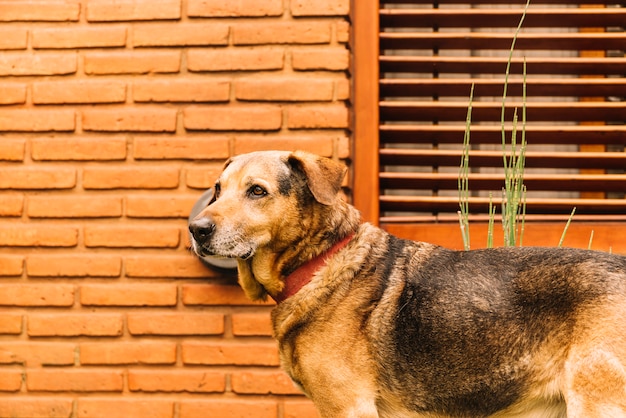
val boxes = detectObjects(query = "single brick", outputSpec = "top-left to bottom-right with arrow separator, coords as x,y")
31,137 -> 127,161
80,284 -> 177,307
284,400 -> 321,418
133,23 -> 228,47
180,400 -> 277,418
128,313 -> 224,336
28,196 -> 123,218
0,225 -> 78,247
134,137 -> 230,159
84,51 -> 180,75
27,255 -> 121,278
83,166 -> 179,189
0,2 -> 79,21
32,27 -> 127,49
33,81 -> 126,104
185,165 -> 225,189
0,342 -> 75,366
80,342 -> 176,365
0,398 -> 73,418
125,195 -> 199,218
87,0 -> 181,21
0,109 -> 75,132
181,341 -> 280,366
133,79 -> 230,103
27,369 -> 124,392
231,312 -> 273,337
0,370 -> 22,391
292,47 -> 349,71
0,313 -> 22,335
336,20 -> 350,43
184,105 -> 282,131
85,225 -> 180,248
187,0 -> 282,17
232,370 -> 302,395
28,314 -> 123,337
0,53 -> 77,76
233,22 -> 331,45
0,28 -> 27,50
182,283 -> 274,306
0,255 -> 24,276
291,0 -> 349,16
0,168 -> 75,190
0,138 -> 25,160
82,108 -> 177,132
287,104 -> 349,129
336,78 -> 350,100
0,194 -> 23,217
232,135 -> 334,156
0,84 -> 26,104
235,77 -> 334,101
187,47 -> 283,72
128,370 -> 225,393
77,399 -> 174,418
125,255 -> 214,278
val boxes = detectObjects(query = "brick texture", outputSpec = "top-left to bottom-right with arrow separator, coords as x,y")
1,1 -> 349,416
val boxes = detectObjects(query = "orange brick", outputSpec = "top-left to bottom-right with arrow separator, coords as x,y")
0,255 -> 23,276
33,81 -> 126,104
80,284 -> 177,307
125,255 -> 214,278
187,47 -> 284,72
187,0 -> 282,17
235,77 -> 334,102
0,109 -> 75,132
128,313 -> 224,336
0,168 -> 75,189
133,79 -> 230,103
0,398 -> 73,418
233,22 -> 331,45
0,194 -> 24,217
0,53 -> 76,76
82,108 -> 177,132
291,0 -> 349,16
134,137 -> 230,160
0,84 -> 26,105
184,105 -> 282,131
0,138 -> 25,160
0,369 -> 22,391
0,28 -> 27,49
0,342 -> 75,366
32,27 -> 127,49
232,370 -> 302,395
0,313 -> 22,335
336,78 -> 350,100
133,23 -> 228,47
231,312 -> 273,336
28,314 -> 123,337
292,47 -> 349,71
85,225 -> 180,248
287,104 -> 349,129
336,20 -> 350,43
27,369 -> 123,392
80,342 -> 176,365
128,369 -> 225,393
0,284 -> 74,307
77,398 -> 174,418
27,254 -> 121,278
180,399 -> 277,418
83,166 -> 179,189
87,0 -> 181,21
185,165 -> 225,189
233,135 -> 334,156
125,195 -> 198,218
0,225 -> 78,247
182,283 -> 274,306
28,196 -> 123,218
84,51 -> 181,75
182,341 -> 280,366
337,135 -> 350,158
284,400 -> 321,418
31,137 -> 127,161
0,2 -> 79,21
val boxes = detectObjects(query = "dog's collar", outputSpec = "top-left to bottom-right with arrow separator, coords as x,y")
272,233 -> 355,304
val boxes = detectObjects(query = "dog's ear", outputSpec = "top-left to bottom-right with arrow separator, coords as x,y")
237,259 -> 268,301
288,151 -> 346,206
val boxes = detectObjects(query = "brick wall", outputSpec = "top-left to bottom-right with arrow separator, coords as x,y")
0,0 -> 350,417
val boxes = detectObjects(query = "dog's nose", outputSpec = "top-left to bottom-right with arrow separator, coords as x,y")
189,218 -> 216,245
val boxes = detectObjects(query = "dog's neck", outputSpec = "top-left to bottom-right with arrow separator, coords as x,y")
272,233 -> 355,304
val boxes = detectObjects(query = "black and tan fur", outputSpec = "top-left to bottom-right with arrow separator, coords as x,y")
189,150 -> 626,418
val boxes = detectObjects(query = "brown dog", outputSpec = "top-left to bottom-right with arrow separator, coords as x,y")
189,150 -> 626,418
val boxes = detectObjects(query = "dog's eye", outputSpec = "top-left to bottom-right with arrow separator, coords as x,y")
213,183 -> 221,199
248,185 -> 267,198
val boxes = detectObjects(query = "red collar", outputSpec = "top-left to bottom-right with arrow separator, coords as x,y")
272,233 -> 355,304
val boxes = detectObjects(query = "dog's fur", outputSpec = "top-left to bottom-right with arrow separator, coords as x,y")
189,150 -> 626,418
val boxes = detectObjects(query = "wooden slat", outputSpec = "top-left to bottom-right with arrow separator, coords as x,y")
379,125 -> 626,145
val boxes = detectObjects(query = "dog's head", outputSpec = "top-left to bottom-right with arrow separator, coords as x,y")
189,150 -> 349,300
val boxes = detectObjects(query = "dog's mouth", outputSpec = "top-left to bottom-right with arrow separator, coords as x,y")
191,238 -> 255,261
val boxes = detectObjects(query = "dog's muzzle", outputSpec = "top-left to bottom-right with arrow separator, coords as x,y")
189,217 -> 216,248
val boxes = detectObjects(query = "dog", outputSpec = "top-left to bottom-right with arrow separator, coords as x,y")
189,150 -> 626,418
